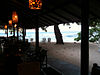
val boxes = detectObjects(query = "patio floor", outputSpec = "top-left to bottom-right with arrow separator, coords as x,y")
47,57 -> 80,75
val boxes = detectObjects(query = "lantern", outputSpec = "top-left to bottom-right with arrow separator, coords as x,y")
4,25 -> 7,29
29,0 -> 42,10
12,11 -> 18,23
9,20 -> 12,26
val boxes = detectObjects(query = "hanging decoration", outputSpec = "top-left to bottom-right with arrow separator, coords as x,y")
29,0 -> 42,10
12,11 -> 18,23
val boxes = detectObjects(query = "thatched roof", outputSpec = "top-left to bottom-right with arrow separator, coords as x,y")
0,0 -> 100,29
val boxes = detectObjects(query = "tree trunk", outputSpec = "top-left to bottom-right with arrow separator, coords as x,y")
54,24 -> 64,44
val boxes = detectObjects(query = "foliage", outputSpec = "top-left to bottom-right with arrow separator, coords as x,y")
89,26 -> 100,42
74,32 -> 81,41
41,26 -> 48,32
74,18 -> 100,43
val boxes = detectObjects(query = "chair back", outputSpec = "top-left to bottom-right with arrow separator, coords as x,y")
91,63 -> 100,75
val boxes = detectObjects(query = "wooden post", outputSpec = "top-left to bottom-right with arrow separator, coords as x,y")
13,23 -> 15,39
36,24 -> 39,50
23,27 -> 25,43
7,25 -> 8,38
17,24 -> 19,41
35,15 -> 39,52
81,0 -> 89,75
25,28 -> 26,37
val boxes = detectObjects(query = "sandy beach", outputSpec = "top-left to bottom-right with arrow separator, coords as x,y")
38,42 -> 100,71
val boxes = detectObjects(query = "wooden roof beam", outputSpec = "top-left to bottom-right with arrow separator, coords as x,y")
61,8 -> 81,20
8,0 -> 34,17
39,19 -> 51,25
46,14 -> 63,23
39,0 -> 72,16
39,17 -> 58,25
39,22 -> 50,27
53,11 -> 73,22
90,11 -> 100,19
40,15 -> 60,24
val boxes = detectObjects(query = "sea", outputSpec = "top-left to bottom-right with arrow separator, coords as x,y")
0,30 -> 80,42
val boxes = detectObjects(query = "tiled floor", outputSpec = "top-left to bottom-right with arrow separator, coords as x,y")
0,55 -> 90,75
47,58 -> 80,75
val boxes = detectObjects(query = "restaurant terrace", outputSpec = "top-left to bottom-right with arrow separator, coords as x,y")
0,0 -> 100,75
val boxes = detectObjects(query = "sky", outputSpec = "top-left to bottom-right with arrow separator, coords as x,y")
0,22 -> 81,33
26,22 -> 81,32
38,22 -> 81,32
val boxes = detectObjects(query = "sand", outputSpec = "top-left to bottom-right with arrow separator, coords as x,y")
38,42 -> 100,71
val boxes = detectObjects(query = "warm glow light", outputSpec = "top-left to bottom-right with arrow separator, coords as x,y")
19,49 -> 21,52
12,11 -> 18,23
9,20 -> 12,26
33,2 -> 35,4
29,0 -> 42,10
14,24 -> 17,28
18,27 -> 22,32
4,25 -> 7,29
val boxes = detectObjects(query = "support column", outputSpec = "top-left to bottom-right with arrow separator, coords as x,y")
7,25 -> 8,38
17,24 -> 19,41
81,0 -> 89,75
36,24 -> 39,49
35,15 -> 39,52
13,23 -> 15,39
25,28 -> 26,37
23,27 -> 25,43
